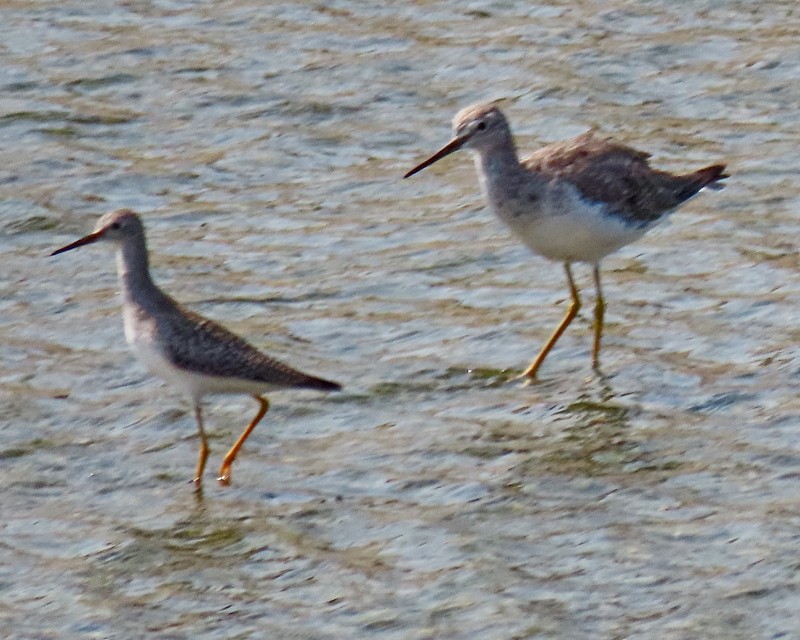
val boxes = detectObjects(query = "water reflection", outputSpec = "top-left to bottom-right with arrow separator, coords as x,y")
3,0 -> 800,637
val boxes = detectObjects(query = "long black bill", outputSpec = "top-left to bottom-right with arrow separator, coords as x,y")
50,230 -> 105,256
403,136 -> 466,179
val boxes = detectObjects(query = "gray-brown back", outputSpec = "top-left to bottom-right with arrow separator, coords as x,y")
523,131 -> 727,226
152,296 -> 340,392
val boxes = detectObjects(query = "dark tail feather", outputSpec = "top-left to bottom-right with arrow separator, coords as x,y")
677,164 -> 728,200
695,163 -> 728,190
300,374 -> 342,392
681,164 -> 729,198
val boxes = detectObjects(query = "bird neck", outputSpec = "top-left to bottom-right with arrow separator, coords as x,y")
473,138 -> 547,209
474,134 -> 523,180
115,235 -> 158,305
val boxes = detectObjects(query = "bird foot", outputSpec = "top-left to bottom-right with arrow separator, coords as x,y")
514,371 -> 541,386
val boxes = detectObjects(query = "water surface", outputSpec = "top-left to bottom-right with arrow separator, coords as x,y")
2,1 -> 800,638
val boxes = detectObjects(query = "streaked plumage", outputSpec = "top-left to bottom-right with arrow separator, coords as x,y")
521,129 -> 725,227
405,102 -> 727,378
51,209 -> 340,488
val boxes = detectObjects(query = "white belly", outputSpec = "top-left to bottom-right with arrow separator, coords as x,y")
128,335 -> 271,403
505,204 -> 652,263
475,159 -> 664,264
492,186 -> 658,264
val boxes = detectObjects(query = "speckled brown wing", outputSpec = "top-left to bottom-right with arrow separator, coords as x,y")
523,131 -> 727,226
156,302 -> 340,392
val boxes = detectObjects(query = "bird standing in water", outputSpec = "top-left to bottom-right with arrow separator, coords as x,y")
51,209 -> 341,489
405,102 -> 727,379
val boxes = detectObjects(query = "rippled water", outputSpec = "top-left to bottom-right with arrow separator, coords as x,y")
3,1 -> 800,638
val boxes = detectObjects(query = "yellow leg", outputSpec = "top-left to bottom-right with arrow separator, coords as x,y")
193,404 -> 209,490
592,264 -> 605,371
218,395 -> 269,486
520,263 -> 581,379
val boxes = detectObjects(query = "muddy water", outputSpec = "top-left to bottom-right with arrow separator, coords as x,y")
2,1 -> 800,638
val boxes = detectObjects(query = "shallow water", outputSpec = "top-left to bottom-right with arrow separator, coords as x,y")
2,0 -> 800,638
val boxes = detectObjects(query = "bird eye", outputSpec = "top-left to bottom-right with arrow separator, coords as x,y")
477,121 -> 487,131
110,222 -> 121,230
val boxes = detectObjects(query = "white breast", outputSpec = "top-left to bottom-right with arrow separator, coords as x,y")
121,304 -> 202,399
491,180 -> 657,264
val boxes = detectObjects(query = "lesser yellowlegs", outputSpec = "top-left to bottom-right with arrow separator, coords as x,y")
51,209 -> 341,488
404,102 -> 727,379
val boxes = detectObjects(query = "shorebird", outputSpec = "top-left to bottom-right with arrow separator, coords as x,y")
404,102 -> 727,379
51,209 -> 341,489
